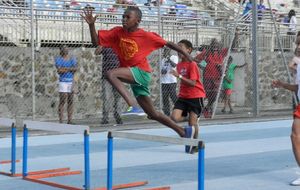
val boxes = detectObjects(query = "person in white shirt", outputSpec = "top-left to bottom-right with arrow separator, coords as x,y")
287,9 -> 297,35
160,48 -> 179,116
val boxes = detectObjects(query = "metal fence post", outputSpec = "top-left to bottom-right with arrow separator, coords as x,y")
30,0 -> 36,119
252,0 -> 259,117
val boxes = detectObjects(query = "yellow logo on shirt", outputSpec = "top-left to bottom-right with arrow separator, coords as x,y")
119,38 -> 138,60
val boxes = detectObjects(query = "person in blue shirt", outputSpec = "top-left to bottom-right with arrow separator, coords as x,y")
55,45 -> 77,124
242,0 -> 252,16
257,0 -> 266,20
242,0 -> 266,21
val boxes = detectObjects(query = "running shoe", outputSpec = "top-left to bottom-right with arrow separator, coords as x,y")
121,106 -> 146,116
290,177 -> 300,186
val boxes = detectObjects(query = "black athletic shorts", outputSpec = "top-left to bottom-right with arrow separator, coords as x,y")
173,97 -> 204,117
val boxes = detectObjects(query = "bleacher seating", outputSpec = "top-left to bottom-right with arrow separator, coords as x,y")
1,0 -> 298,48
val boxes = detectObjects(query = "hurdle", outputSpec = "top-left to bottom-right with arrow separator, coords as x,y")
107,131 -> 205,190
22,120 -> 90,190
0,117 -> 20,177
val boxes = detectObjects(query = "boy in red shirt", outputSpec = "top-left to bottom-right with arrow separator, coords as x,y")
194,39 -> 228,118
81,6 -> 196,149
171,40 -> 206,153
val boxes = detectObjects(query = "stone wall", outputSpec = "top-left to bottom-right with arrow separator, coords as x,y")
0,47 -> 294,120
243,50 -> 293,110
0,47 -> 161,120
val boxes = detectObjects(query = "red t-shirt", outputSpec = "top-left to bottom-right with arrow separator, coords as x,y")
176,61 -> 206,98
98,26 -> 167,72
196,49 -> 228,79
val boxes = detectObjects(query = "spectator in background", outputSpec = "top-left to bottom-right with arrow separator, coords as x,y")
115,0 -> 136,7
221,56 -> 247,114
144,0 -> 164,9
231,28 -> 240,52
160,48 -> 179,116
287,9 -> 297,35
55,46 -> 77,124
151,0 -> 164,6
241,0 -> 266,21
95,46 -> 123,125
242,0 -> 252,16
194,39 -> 228,118
84,4 -> 95,10
257,0 -> 266,20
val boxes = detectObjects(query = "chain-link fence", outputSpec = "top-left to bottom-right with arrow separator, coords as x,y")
0,0 -> 297,125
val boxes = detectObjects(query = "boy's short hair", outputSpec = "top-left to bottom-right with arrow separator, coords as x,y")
125,6 -> 142,20
178,39 -> 193,49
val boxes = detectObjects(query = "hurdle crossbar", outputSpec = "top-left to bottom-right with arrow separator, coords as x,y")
109,131 -> 204,147
107,131 -> 205,190
0,117 -> 18,176
23,120 -> 89,134
0,118 -> 15,127
22,120 -> 90,190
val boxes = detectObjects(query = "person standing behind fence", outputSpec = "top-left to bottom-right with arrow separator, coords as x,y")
287,9 -> 297,36
170,39 -> 206,153
81,6 -> 198,153
95,46 -> 123,125
161,48 -> 178,116
242,0 -> 252,17
194,39 -> 228,118
55,46 -> 77,124
257,0 -> 266,21
221,56 -> 247,114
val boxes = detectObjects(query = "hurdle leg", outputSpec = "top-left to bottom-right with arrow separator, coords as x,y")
198,142 -> 205,190
84,130 -> 90,190
22,125 -> 28,177
11,123 -> 16,176
107,132 -> 114,190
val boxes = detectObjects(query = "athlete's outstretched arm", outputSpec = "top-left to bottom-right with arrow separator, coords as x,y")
272,80 -> 298,92
166,41 -> 193,62
81,9 -> 98,46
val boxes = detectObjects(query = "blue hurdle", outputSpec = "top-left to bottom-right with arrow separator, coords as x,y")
0,117 -> 19,177
107,131 -> 205,190
22,120 -> 90,190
